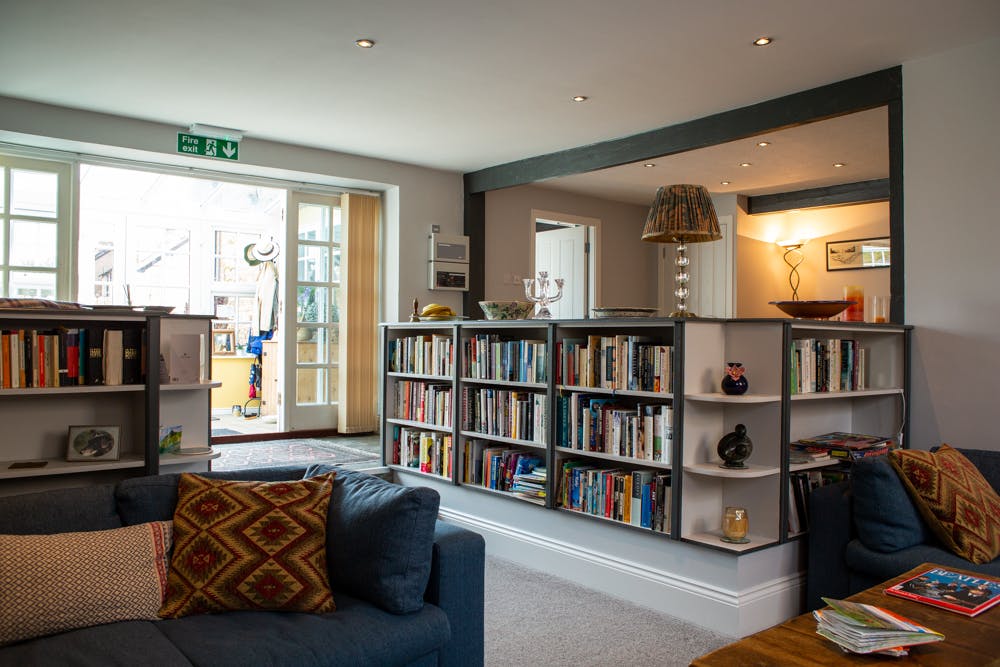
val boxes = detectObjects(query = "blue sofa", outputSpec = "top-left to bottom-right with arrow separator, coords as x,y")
0,465 -> 485,666
806,448 -> 1000,610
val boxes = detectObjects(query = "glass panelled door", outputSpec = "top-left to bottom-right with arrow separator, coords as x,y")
284,192 -> 341,431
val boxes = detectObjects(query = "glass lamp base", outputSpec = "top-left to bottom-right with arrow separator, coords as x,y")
670,310 -> 698,318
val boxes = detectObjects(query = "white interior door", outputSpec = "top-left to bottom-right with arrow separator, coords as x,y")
535,224 -> 587,319
657,215 -> 733,318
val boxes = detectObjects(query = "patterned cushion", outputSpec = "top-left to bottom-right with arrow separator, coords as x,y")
159,472 -> 336,618
0,521 -> 172,645
890,445 -> 1000,564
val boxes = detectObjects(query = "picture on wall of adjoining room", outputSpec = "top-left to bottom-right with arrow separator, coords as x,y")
826,237 -> 891,271
212,330 -> 236,355
66,425 -> 121,462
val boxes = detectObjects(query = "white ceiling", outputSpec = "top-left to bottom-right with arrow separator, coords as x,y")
2,0 -> 999,202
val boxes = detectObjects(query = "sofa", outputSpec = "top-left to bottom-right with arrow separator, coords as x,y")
806,447 -> 1000,610
0,465 -> 485,666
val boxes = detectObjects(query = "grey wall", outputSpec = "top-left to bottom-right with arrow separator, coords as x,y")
485,184 -> 655,308
904,36 -> 1000,451
0,96 -> 464,323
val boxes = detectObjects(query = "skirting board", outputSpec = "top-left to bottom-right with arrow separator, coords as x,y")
440,506 -> 805,637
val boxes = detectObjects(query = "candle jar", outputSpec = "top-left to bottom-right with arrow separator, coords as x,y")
721,506 -> 750,544
843,285 -> 864,322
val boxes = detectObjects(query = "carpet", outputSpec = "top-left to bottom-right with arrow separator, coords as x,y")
210,428 -> 242,437
212,438 -> 380,471
484,556 -> 729,666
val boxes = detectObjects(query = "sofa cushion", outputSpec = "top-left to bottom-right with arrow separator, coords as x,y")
845,538 -> 1000,584
157,592 -> 450,667
0,521 -> 172,645
851,455 -> 930,552
0,620 -> 192,666
305,465 -> 440,614
0,483 -> 121,535
159,473 -> 336,618
890,445 -> 1000,564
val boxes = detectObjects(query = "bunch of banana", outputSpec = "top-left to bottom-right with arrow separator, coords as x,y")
420,303 -> 456,319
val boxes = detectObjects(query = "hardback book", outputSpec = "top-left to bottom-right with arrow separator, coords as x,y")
121,328 -> 142,384
885,567 -> 1000,617
796,432 -> 892,451
86,326 -> 105,385
103,329 -> 124,386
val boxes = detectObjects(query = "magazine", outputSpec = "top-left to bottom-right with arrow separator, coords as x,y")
795,431 -> 892,450
885,567 -> 1000,617
814,597 -> 945,656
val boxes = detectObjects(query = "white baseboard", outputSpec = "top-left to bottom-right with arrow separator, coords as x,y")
441,506 -> 804,637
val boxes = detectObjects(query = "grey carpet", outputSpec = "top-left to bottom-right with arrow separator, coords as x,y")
212,438 -> 380,471
485,556 -> 729,666
210,428 -> 241,436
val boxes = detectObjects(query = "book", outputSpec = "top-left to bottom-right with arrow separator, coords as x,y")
103,329 -> 124,386
814,597 -> 944,656
884,567 -> 1000,617
796,431 -> 892,450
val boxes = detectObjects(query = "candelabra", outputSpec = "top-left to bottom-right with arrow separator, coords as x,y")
523,271 -> 564,319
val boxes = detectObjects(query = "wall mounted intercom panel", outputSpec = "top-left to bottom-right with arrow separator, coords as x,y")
428,233 -> 470,291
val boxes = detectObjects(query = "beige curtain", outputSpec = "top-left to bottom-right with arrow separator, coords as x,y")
337,193 -> 380,433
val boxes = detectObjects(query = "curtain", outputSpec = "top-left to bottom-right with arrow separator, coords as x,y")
338,193 -> 380,433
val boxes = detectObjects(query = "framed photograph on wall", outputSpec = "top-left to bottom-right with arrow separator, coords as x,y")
66,425 -> 121,462
212,329 -> 236,355
826,237 -> 891,271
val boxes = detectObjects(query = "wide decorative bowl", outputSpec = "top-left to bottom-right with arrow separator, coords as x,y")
769,300 -> 854,319
478,300 -> 535,320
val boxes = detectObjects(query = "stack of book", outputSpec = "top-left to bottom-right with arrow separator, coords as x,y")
814,597 -> 944,656
791,431 -> 893,463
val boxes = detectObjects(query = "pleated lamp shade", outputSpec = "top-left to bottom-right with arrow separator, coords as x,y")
641,184 -> 722,244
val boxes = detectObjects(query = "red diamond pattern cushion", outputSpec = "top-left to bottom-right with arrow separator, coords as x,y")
890,445 -> 1000,564
159,472 -> 336,618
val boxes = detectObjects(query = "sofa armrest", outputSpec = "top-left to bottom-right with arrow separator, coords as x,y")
424,522 -> 485,667
805,480 -> 853,611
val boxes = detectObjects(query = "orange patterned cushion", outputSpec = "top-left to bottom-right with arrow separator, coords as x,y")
159,473 -> 336,618
890,445 -> 1000,564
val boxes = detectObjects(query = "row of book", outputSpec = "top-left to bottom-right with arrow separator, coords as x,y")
391,426 -> 453,477
462,442 -> 546,502
1,326 -> 142,389
387,334 -> 454,376
556,335 -> 672,393
461,334 -> 547,383
461,387 -> 547,444
393,380 -> 453,427
788,468 -> 848,534
558,460 -> 671,532
790,338 -> 868,394
790,431 -> 894,463
558,394 -> 673,463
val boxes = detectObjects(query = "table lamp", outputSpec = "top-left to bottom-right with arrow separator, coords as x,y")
776,239 -> 806,300
641,184 -> 722,317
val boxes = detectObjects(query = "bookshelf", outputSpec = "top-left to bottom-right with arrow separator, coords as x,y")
0,308 -> 218,494
380,317 -> 909,554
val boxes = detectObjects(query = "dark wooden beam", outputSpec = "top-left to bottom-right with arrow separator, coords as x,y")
465,66 -> 901,194
888,98 -> 904,324
746,179 -> 889,215
462,188 -> 486,320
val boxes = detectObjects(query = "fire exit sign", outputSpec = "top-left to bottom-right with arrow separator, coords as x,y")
177,133 -> 239,161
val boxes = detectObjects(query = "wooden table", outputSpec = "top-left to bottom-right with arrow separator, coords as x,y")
692,563 -> 1000,666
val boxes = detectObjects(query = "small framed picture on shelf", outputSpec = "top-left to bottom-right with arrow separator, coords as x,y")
212,329 -> 236,355
66,425 -> 121,462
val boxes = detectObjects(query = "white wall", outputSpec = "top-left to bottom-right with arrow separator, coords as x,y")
0,96 -> 464,323
904,36 -> 1000,451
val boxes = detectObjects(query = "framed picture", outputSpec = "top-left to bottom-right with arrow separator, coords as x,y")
826,237 -> 891,271
67,425 -> 121,462
212,329 -> 236,355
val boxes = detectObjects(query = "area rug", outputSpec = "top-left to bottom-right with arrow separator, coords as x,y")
210,428 -> 242,437
212,438 -> 380,471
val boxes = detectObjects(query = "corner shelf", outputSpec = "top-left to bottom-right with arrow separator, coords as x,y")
683,531 -> 777,553
685,392 -> 781,403
684,462 -> 780,478
160,449 -> 222,466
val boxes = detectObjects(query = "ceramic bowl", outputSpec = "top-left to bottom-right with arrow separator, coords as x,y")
769,300 -> 854,319
478,300 -> 535,320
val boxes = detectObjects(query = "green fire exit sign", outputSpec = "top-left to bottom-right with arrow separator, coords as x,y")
177,133 -> 239,161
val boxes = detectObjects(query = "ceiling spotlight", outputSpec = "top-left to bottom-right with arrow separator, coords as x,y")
572,95 -> 588,102
355,38 -> 375,48
720,180 -> 731,186
739,162 -> 752,167
833,162 -> 846,168
644,163 -> 656,168
753,36 -> 773,46
756,141 -> 771,147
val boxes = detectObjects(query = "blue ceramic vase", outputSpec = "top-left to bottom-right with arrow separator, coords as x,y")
721,362 -> 748,395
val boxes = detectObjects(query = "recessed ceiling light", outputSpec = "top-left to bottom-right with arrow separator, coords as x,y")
572,95 -> 588,102
720,180 -> 731,186
643,163 -> 656,168
753,36 -> 773,47
739,162 -> 752,167
356,38 -> 375,48
756,141 -> 771,147
833,162 -> 846,168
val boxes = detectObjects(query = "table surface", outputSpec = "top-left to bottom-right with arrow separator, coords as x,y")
691,563 -> 1000,666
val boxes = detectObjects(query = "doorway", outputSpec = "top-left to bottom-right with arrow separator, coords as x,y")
529,209 -> 600,319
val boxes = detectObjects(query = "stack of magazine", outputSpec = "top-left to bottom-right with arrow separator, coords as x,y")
814,597 -> 944,656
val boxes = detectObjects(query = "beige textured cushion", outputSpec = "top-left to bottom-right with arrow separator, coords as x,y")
0,521 -> 172,645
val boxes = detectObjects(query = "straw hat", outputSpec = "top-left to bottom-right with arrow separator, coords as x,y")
244,240 -> 280,265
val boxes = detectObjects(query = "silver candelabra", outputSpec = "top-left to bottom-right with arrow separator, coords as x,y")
523,270 -> 564,319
